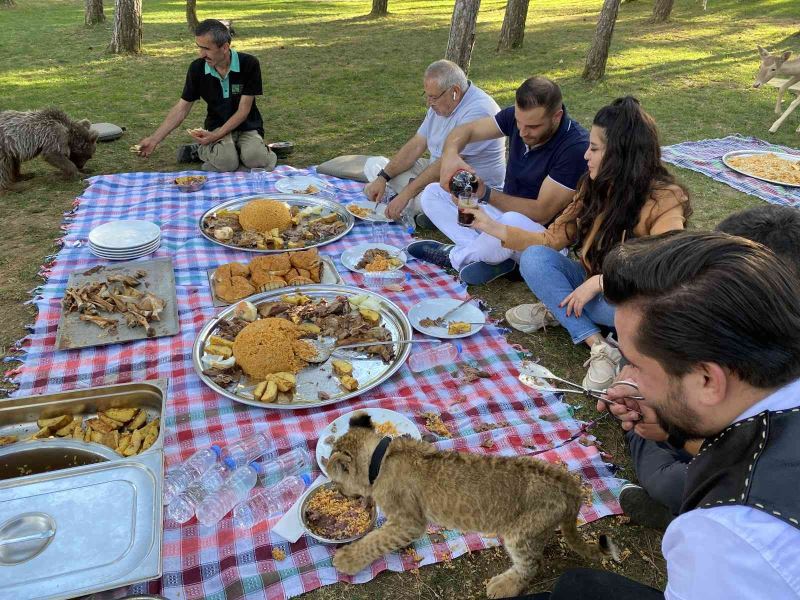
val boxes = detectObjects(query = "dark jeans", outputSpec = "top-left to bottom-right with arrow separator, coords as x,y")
626,431 -> 691,515
515,568 -> 664,599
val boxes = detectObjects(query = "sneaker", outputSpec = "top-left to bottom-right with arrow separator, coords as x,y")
505,302 -> 560,333
582,340 -> 622,391
406,240 -> 454,270
176,143 -> 200,164
414,213 -> 437,230
619,483 -> 675,531
459,259 -> 516,286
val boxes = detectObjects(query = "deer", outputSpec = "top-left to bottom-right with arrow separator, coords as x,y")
754,46 -> 800,115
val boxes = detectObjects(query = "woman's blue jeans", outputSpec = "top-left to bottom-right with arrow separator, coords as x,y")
519,245 -> 616,344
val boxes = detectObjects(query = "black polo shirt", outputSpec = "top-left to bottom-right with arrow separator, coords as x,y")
181,49 -> 264,136
494,104 -> 589,199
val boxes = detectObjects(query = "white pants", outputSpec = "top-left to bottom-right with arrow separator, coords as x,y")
365,156 -> 430,216
419,182 -> 547,270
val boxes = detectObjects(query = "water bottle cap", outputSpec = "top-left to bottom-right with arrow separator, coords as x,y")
223,457 -> 235,469
210,445 -> 222,457
455,342 -> 463,354
300,472 -> 313,486
405,272 -> 412,282
249,461 -> 264,474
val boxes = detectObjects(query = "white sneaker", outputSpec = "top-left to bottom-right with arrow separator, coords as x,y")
505,302 -> 560,333
582,341 -> 622,391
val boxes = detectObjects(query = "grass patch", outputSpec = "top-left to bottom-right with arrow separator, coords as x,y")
1,0 -> 798,595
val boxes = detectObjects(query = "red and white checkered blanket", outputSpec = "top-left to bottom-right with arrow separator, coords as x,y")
6,166 -> 623,599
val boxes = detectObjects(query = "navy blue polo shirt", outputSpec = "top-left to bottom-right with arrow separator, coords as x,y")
494,105 -> 588,198
181,49 -> 264,136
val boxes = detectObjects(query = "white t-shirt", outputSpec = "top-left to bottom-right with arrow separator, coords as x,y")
417,82 -> 506,189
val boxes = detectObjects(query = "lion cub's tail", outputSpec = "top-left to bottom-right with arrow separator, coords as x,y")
560,516 -> 620,563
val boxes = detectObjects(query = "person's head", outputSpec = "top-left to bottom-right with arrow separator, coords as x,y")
195,19 -> 233,69
575,96 -> 690,274
513,77 -> 563,147
423,60 -> 468,117
603,231 -> 800,440
716,205 -> 800,279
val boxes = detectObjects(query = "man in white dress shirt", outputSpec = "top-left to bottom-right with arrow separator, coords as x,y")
513,231 -> 800,600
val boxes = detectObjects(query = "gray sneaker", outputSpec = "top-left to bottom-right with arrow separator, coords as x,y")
414,213 -> 437,230
176,143 -> 200,164
619,483 -> 674,531
459,259 -> 516,286
406,240 -> 454,270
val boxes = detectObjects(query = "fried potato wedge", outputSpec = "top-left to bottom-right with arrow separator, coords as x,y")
37,415 -> 72,431
104,408 -> 138,423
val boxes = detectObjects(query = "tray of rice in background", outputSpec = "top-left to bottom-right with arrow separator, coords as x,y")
199,193 -> 355,253
192,284 -> 412,410
722,150 -> 800,187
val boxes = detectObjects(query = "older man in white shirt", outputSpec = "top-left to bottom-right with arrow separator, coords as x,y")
511,231 -> 800,600
363,59 -> 505,222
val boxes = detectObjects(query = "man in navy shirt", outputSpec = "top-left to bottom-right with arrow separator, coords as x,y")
409,77 -> 588,285
137,19 -> 275,172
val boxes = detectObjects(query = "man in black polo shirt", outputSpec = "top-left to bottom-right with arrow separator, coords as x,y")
137,19 -> 275,173
408,77 -> 588,285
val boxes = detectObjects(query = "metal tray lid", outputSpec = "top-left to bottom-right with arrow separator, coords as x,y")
0,450 -> 163,600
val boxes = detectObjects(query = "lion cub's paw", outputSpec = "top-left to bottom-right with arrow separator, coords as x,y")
332,545 -> 368,576
486,570 -> 526,599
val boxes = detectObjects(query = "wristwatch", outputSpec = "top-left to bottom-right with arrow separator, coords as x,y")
377,168 -> 392,182
479,185 -> 492,205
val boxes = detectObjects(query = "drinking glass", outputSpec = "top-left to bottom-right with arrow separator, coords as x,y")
250,168 -> 268,194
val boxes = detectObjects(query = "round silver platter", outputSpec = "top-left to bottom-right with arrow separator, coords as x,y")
198,193 -> 356,253
721,150 -> 800,188
192,284 -> 412,410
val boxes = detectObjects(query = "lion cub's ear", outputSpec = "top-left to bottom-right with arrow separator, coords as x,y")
327,451 -> 353,475
349,412 -> 374,430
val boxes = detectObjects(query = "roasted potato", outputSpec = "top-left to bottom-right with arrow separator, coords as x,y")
86,417 -> 115,434
0,435 -> 18,447
104,408 -> 138,423
37,415 -> 73,431
331,359 -> 353,376
340,375 -> 359,391
127,409 -> 148,431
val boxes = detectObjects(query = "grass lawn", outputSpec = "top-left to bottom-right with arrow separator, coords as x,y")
1,0 -> 798,597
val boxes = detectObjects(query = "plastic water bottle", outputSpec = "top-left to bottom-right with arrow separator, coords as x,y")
221,432 -> 277,469
408,342 -> 461,373
371,218 -> 387,245
233,473 -> 313,529
260,447 -> 312,487
400,208 -> 416,235
195,463 -> 262,526
167,462 -> 232,523
163,445 -> 222,505
362,270 -> 408,292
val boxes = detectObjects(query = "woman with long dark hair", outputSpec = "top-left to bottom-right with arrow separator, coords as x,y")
464,96 -> 691,389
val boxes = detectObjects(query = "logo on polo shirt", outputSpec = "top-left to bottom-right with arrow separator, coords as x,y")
231,84 -> 243,95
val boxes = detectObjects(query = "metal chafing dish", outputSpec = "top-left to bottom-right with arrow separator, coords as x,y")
0,380 -> 166,600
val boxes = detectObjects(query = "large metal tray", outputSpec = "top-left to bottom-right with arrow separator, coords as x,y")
55,258 -> 180,351
0,380 -> 166,600
193,285 -> 412,410
198,193 -> 355,253
206,255 -> 344,308
721,150 -> 800,188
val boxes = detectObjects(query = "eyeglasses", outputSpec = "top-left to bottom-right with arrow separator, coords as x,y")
422,87 -> 451,103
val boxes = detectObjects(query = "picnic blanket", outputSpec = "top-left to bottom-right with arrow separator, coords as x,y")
661,134 -> 800,207
5,166 -> 623,600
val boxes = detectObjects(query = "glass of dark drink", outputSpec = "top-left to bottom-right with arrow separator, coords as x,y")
457,193 -> 478,226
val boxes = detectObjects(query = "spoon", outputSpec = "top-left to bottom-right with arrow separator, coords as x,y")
306,337 -> 440,363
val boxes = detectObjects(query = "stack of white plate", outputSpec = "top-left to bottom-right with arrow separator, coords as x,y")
88,220 -> 161,261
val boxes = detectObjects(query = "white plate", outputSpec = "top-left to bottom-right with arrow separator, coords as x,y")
408,298 -> 486,339
275,176 -> 329,194
721,150 -> 800,188
88,220 -> 161,250
89,239 -> 161,256
341,243 -> 407,274
346,201 -> 390,222
90,245 -> 161,261
316,408 -> 421,476
363,156 -> 389,182
89,235 -> 161,252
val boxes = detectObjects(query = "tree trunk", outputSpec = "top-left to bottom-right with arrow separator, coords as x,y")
110,0 -> 142,54
85,0 -> 105,24
651,0 -> 674,22
1,0 -> 17,7
186,0 -> 199,32
445,0 -> 481,75
370,0 -> 388,16
496,0 -> 530,52
582,0 -> 621,81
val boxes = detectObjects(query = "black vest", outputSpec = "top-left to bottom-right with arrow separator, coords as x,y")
680,407 -> 800,531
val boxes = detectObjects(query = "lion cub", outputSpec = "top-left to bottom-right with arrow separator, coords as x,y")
327,413 -> 617,599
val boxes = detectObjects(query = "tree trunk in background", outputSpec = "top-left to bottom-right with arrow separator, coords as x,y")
445,0 -> 481,74
496,0 -> 530,52
1,0 -> 17,7
582,0 -> 621,81
370,0 -> 388,16
186,0 -> 199,31
85,0 -> 105,24
651,0 -> 674,22
110,0 -> 142,53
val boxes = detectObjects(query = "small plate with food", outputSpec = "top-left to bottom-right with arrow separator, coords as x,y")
299,481 -> 377,543
174,174 -> 208,192
341,243 -> 406,274
408,298 -> 486,339
722,150 -> 800,187
275,175 -> 330,195
316,407 -> 421,476
346,201 -> 390,222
